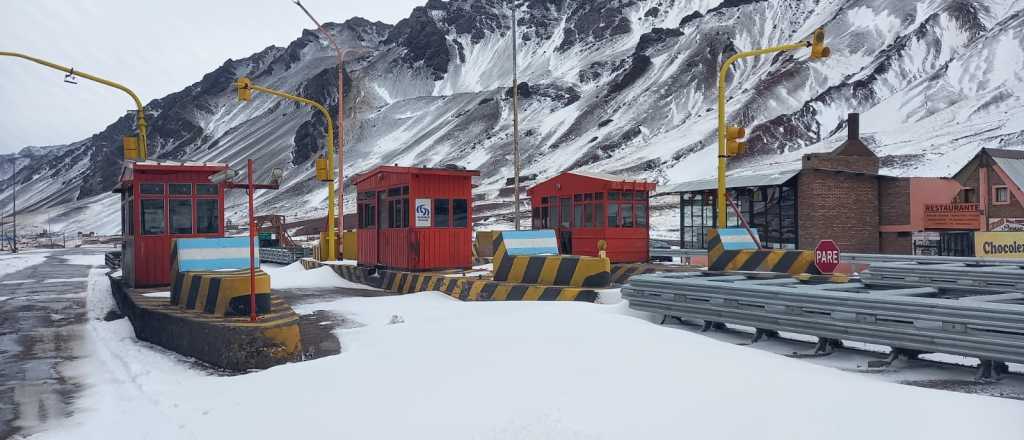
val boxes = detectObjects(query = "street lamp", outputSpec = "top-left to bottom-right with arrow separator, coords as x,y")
234,76 -> 338,261
293,0 -> 370,255
0,51 -> 150,161
714,28 -> 830,228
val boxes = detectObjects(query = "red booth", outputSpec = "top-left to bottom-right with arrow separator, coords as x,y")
114,161 -> 227,287
528,171 -> 656,263
354,166 -> 480,271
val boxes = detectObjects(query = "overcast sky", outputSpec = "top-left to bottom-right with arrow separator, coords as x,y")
0,0 -> 424,154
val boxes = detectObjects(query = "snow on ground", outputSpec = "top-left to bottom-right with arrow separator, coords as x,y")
0,251 -> 49,277
33,271 -> 1024,440
59,254 -> 106,267
263,262 -> 378,290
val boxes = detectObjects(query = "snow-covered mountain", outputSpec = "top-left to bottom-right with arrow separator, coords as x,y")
3,0 -> 1024,236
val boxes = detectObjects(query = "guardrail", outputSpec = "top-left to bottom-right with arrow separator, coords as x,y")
863,261 -> 1024,293
623,272 -> 1023,377
649,248 -> 1024,266
105,251 -> 121,269
260,247 -> 312,265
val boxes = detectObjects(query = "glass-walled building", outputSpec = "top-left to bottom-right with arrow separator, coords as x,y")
671,171 -> 799,250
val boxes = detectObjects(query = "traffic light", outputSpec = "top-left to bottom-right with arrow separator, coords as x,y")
725,126 -> 746,157
810,28 -> 830,60
236,77 -> 253,102
122,135 -> 139,160
315,156 -> 332,182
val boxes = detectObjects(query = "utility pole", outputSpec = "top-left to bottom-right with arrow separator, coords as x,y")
510,1 -> 522,230
294,0 -> 368,257
11,158 -> 16,253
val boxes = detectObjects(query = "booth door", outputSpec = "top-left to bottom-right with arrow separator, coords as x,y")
557,197 -> 572,254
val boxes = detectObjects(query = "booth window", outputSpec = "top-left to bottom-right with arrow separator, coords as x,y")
636,202 -> 647,227
621,203 -> 634,227
559,198 -> 571,228
196,184 -> 217,196
141,199 -> 165,235
994,186 -> 1010,204
608,203 -> 619,227
434,199 -> 450,227
453,199 -> 468,227
169,183 -> 192,195
169,199 -> 193,234
386,186 -> 410,228
196,199 -> 219,234
140,183 -> 164,195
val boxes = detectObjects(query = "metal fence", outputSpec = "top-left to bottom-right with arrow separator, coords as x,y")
650,247 -> 1024,266
863,262 -> 1024,294
260,247 -> 312,265
623,272 -> 1024,366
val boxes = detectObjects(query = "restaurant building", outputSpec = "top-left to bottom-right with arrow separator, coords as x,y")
661,113 -> 1024,257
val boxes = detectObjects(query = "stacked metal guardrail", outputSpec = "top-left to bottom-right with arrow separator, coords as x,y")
105,251 -> 122,269
861,261 -> 1024,294
650,247 -> 1024,266
623,272 -> 1024,366
260,247 -> 312,265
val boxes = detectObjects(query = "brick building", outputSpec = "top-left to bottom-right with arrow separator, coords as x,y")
660,113 -> 1024,256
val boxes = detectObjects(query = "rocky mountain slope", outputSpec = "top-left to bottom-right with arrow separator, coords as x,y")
2,0 -> 1023,236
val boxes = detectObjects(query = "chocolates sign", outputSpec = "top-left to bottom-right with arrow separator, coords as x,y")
922,203 -> 980,230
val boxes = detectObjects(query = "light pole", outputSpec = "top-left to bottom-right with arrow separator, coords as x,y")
235,77 -> 338,261
714,28 -> 830,228
293,0 -> 369,256
1,51 -> 150,160
510,1 -> 522,230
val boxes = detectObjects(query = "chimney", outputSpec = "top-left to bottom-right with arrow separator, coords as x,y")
847,112 -> 860,141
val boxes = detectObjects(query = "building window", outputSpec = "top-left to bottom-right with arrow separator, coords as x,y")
434,199 -> 450,227
196,199 -> 219,234
680,184 -> 797,250
961,188 -> 977,203
994,186 -> 1010,204
169,199 -> 193,234
169,183 -> 192,195
385,186 -> 410,228
196,184 -> 218,196
452,199 -> 468,227
140,183 -> 163,195
141,199 -> 165,235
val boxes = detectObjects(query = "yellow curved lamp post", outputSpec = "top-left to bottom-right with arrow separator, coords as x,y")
234,77 -> 337,261
0,51 -> 149,160
715,28 -> 830,228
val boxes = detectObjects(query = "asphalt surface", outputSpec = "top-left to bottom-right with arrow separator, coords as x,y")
0,248 -> 109,440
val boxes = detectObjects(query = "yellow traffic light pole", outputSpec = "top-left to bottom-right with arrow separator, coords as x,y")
715,29 -> 830,228
0,51 -> 149,160
234,77 -> 337,261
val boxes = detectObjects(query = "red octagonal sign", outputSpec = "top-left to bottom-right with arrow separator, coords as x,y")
814,240 -> 841,275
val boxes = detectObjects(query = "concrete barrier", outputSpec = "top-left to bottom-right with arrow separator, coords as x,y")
491,230 -> 611,288
170,269 -> 272,316
706,228 -> 820,275
109,274 -> 301,371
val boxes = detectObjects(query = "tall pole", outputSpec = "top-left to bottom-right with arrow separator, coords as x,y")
236,78 -> 337,260
511,2 -> 522,230
1,51 -> 149,160
246,159 -> 258,322
294,1 -> 367,258
10,158 -> 15,253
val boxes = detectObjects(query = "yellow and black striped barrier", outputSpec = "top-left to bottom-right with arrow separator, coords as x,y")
300,258 -> 323,270
706,229 -> 821,275
491,232 -> 611,287
455,280 -> 599,302
170,269 -> 271,316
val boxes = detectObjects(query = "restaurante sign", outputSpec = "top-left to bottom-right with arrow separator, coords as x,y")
923,203 -> 981,229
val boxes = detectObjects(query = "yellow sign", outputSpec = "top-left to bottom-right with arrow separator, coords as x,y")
975,232 -> 1024,259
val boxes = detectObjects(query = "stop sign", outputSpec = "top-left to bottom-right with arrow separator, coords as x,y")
814,240 -> 841,274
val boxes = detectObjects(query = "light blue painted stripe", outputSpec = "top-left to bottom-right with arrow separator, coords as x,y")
507,246 -> 559,256
178,258 -> 259,272
718,228 -> 759,251
175,237 -> 252,249
501,230 -> 557,240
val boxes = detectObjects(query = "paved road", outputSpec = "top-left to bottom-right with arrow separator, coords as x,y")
0,248 -> 109,440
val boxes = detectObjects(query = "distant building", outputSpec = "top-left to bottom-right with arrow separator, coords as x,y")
658,113 -> 1024,257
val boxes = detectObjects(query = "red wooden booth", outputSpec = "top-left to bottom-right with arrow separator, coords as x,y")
354,166 -> 480,271
528,171 -> 656,263
114,161 -> 227,287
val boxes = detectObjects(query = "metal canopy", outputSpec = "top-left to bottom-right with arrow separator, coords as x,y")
657,168 -> 800,195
